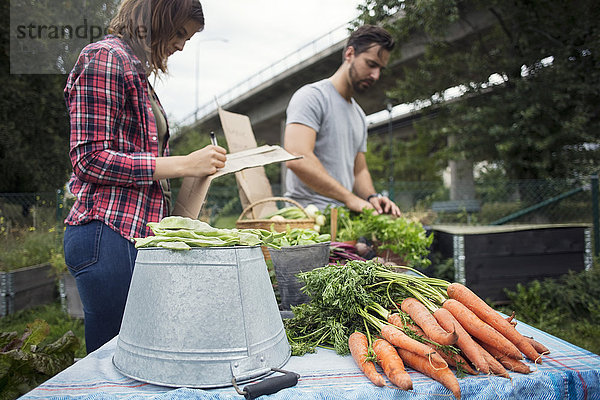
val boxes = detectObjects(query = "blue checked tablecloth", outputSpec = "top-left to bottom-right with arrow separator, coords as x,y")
20,322 -> 600,400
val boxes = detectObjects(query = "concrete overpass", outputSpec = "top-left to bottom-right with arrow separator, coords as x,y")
175,9 -> 497,146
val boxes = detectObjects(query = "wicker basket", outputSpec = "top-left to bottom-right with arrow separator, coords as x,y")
236,197 -> 315,260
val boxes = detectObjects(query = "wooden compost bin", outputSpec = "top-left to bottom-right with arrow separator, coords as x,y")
0,263 -> 57,317
430,224 -> 593,303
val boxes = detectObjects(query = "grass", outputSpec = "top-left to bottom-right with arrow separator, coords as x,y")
0,228 -> 63,272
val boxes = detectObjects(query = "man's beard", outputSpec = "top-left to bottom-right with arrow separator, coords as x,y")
349,62 -> 375,94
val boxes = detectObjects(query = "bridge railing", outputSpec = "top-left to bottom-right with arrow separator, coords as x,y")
176,21 -> 352,131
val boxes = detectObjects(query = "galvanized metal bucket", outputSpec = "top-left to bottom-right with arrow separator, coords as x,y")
113,246 -> 292,390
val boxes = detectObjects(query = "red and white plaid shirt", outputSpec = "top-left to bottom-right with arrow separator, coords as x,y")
64,35 -> 169,241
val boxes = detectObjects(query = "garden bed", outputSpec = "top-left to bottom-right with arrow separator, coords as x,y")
431,223 -> 592,303
0,262 -> 58,317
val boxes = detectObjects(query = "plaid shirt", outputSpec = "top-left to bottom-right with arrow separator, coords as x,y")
64,35 -> 169,241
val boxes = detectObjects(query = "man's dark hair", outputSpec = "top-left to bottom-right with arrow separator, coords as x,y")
344,25 -> 395,60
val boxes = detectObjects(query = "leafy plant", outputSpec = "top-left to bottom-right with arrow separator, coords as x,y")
0,319 -> 80,400
0,302 -> 85,359
323,208 -> 433,269
357,0 -> 600,181
285,260 -> 450,356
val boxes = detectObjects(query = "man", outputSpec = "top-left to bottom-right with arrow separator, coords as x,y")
283,25 -> 401,216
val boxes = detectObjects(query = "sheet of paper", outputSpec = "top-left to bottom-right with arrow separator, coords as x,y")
172,145 -> 300,219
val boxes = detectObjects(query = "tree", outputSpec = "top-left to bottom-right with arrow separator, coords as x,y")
0,0 -> 119,192
356,0 -> 600,181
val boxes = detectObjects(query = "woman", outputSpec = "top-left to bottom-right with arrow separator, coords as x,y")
63,0 -> 226,354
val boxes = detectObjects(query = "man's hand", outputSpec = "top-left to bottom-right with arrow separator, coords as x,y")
369,194 -> 402,217
346,196 -> 373,213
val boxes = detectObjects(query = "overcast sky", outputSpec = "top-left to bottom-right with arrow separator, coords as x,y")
152,0 -> 363,127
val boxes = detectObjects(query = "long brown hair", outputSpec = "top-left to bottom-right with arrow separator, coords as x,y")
109,0 -> 204,73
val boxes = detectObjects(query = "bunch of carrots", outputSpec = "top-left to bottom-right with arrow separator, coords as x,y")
284,260 -> 550,400
349,283 -> 550,399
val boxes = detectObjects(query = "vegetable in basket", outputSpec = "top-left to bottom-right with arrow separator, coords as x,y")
264,203 -> 327,232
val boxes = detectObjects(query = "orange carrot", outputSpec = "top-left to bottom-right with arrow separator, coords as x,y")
472,340 -> 511,378
387,313 -> 426,336
387,313 -> 409,330
478,341 -> 532,374
433,307 -> 489,373
372,338 -> 413,390
442,299 -> 523,360
525,336 -> 550,355
395,313 -> 478,376
401,298 -> 458,345
348,332 -> 385,387
397,348 -> 462,399
380,324 -> 447,369
432,345 -> 478,375
506,311 -> 517,326
388,313 -> 429,342
447,283 -> 542,363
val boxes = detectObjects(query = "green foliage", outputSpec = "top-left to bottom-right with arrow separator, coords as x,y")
211,213 -> 238,229
300,261 -> 381,317
0,229 -> 62,272
429,251 -> 455,283
0,318 -> 80,400
357,0 -> 600,180
499,266 -> 600,355
0,72 -> 71,192
0,0 -> 119,192
0,302 -> 85,359
365,133 -> 444,184
324,207 -> 433,268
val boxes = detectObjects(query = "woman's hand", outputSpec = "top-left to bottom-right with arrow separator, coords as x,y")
184,145 -> 227,176
153,145 -> 227,180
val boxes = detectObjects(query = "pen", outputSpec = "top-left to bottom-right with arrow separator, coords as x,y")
210,131 -> 218,146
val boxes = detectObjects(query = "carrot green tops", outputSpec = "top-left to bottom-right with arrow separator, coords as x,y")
64,35 -> 170,241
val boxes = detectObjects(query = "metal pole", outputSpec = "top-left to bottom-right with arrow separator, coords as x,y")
490,186 -> 585,225
592,173 -> 599,257
56,188 -> 63,224
387,103 -> 394,200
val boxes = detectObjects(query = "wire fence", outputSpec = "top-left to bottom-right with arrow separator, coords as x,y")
380,178 -> 595,226
0,191 -> 65,234
1,176 -> 598,250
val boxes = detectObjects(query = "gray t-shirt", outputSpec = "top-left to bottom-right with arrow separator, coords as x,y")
284,79 -> 368,210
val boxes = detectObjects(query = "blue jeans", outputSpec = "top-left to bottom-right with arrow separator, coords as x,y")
64,221 -> 137,354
